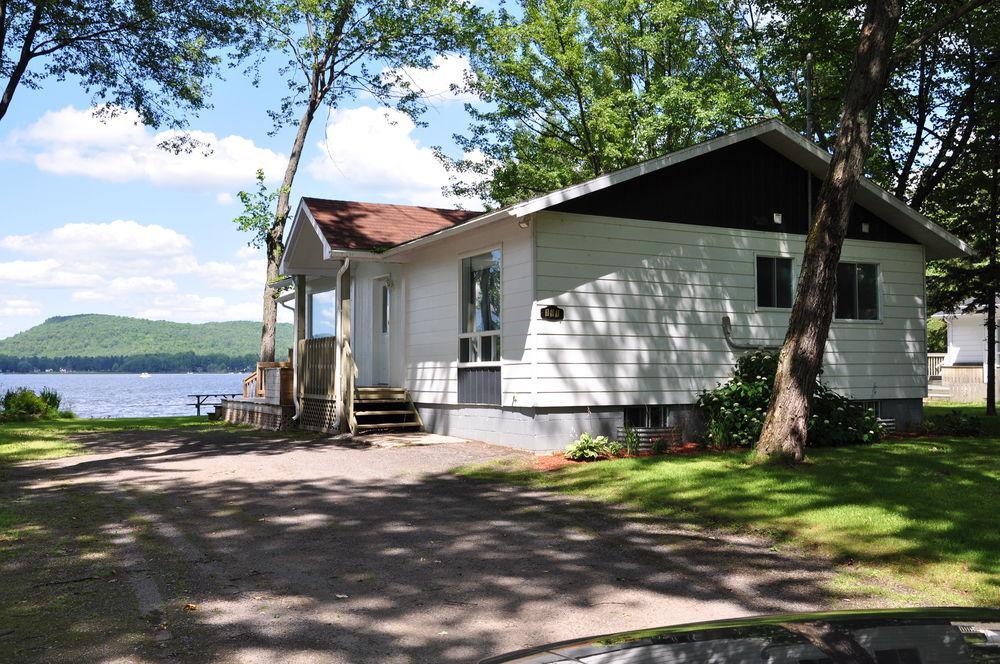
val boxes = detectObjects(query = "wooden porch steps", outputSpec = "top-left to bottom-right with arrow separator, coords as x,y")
352,386 -> 423,434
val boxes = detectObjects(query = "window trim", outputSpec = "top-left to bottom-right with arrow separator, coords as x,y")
457,245 -> 503,368
834,261 -> 882,323
753,253 -> 795,312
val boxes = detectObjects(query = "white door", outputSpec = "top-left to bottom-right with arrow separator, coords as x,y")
372,279 -> 390,385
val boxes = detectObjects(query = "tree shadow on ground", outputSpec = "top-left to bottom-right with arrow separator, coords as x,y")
3,426 -> 833,663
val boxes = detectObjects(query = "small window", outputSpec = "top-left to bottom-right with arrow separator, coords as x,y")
380,283 -> 390,334
309,290 -> 337,338
756,256 -> 793,308
836,262 -> 879,320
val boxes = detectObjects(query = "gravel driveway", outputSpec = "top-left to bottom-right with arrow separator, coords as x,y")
4,426 -> 832,663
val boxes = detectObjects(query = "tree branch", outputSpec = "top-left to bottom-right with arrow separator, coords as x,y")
891,0 -> 992,66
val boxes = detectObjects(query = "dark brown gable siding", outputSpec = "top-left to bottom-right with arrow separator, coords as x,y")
551,138 -> 918,245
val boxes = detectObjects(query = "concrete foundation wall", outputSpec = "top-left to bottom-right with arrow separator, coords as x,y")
416,403 -> 705,451
879,398 -> 923,431
417,398 -> 921,450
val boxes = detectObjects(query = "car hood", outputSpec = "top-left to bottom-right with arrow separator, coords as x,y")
480,607 -> 1000,663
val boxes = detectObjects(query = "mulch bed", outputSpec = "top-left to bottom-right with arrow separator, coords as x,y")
534,442 -> 707,471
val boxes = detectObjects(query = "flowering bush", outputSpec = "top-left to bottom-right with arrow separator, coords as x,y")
696,350 -> 882,449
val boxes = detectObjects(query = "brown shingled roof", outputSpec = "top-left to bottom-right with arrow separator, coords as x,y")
302,197 -> 483,251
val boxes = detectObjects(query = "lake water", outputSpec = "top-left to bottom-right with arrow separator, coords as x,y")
0,373 -> 246,418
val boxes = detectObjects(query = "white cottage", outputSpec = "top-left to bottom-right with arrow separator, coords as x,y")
238,120 -> 970,449
932,302 -> 999,401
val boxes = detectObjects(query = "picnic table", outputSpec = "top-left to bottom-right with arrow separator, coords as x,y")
187,393 -> 240,416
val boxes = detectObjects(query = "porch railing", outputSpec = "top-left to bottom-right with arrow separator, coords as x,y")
927,353 -> 946,379
242,361 -> 292,400
299,336 -> 338,398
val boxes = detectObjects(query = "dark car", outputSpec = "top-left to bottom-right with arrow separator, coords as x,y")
481,607 -> 1000,663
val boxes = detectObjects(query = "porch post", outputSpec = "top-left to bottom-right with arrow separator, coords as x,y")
337,262 -> 353,432
294,274 -> 307,401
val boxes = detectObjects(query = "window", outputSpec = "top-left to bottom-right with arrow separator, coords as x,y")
309,290 -> 337,338
460,249 -> 502,363
836,262 -> 879,320
756,256 -> 793,308
380,283 -> 389,334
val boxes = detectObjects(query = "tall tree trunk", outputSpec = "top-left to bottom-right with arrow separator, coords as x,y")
0,1 -> 43,124
258,98 -> 320,362
987,126 -> 999,417
754,0 -> 903,461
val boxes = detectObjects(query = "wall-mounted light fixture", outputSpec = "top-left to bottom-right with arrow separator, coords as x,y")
517,216 -> 531,229
540,304 -> 564,321
773,212 -> 782,225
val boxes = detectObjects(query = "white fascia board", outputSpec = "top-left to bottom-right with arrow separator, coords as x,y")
293,118 -> 972,262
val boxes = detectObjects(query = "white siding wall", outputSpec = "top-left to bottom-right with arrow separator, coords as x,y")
401,221 -> 534,405
524,211 -> 926,406
943,315 -> 985,366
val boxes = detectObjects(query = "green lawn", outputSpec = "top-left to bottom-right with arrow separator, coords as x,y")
460,403 -> 1000,607
0,416 -> 218,466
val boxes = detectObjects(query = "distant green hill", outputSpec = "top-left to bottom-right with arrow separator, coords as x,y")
0,315 -> 294,373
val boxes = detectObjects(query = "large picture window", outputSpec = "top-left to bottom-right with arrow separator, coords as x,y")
836,262 -> 879,320
756,256 -> 793,308
309,290 -> 337,338
460,249 -> 502,363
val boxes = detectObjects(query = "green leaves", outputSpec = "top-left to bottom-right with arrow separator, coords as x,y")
1,0 -> 246,127
445,0 -> 756,205
234,169 -> 281,251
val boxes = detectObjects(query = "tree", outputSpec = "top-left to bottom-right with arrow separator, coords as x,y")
924,65 -> 1000,415
712,0 -> 997,212
754,0 -> 992,461
238,0 -> 475,362
445,0 -> 756,205
0,0 -> 241,127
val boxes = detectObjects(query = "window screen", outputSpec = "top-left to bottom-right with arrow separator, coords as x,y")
756,256 -> 793,308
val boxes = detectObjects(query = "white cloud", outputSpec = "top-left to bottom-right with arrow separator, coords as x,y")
307,105 -> 481,208
5,106 -> 286,189
0,298 -> 41,317
135,293 -> 271,324
216,192 -> 234,205
236,245 -> 259,259
2,219 -> 191,259
0,259 -> 103,289
71,276 -> 177,302
383,55 -> 478,104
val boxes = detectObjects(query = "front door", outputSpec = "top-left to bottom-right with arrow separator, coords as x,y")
372,278 -> 391,385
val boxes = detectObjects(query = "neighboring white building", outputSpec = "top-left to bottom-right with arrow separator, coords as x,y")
237,120 -> 971,449
933,303 -> 999,400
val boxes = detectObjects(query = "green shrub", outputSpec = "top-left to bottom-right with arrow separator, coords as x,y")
696,349 -> 882,449
923,410 -> 982,436
621,425 -> 640,455
0,387 -> 67,421
651,436 -> 671,454
565,433 -> 613,461
39,387 -> 61,411
605,439 -> 624,457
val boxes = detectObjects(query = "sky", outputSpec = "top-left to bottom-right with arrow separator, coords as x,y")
0,51 -> 481,340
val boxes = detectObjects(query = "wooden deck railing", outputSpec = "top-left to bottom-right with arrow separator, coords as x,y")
299,336 -> 338,398
242,361 -> 292,399
927,353 -> 946,379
